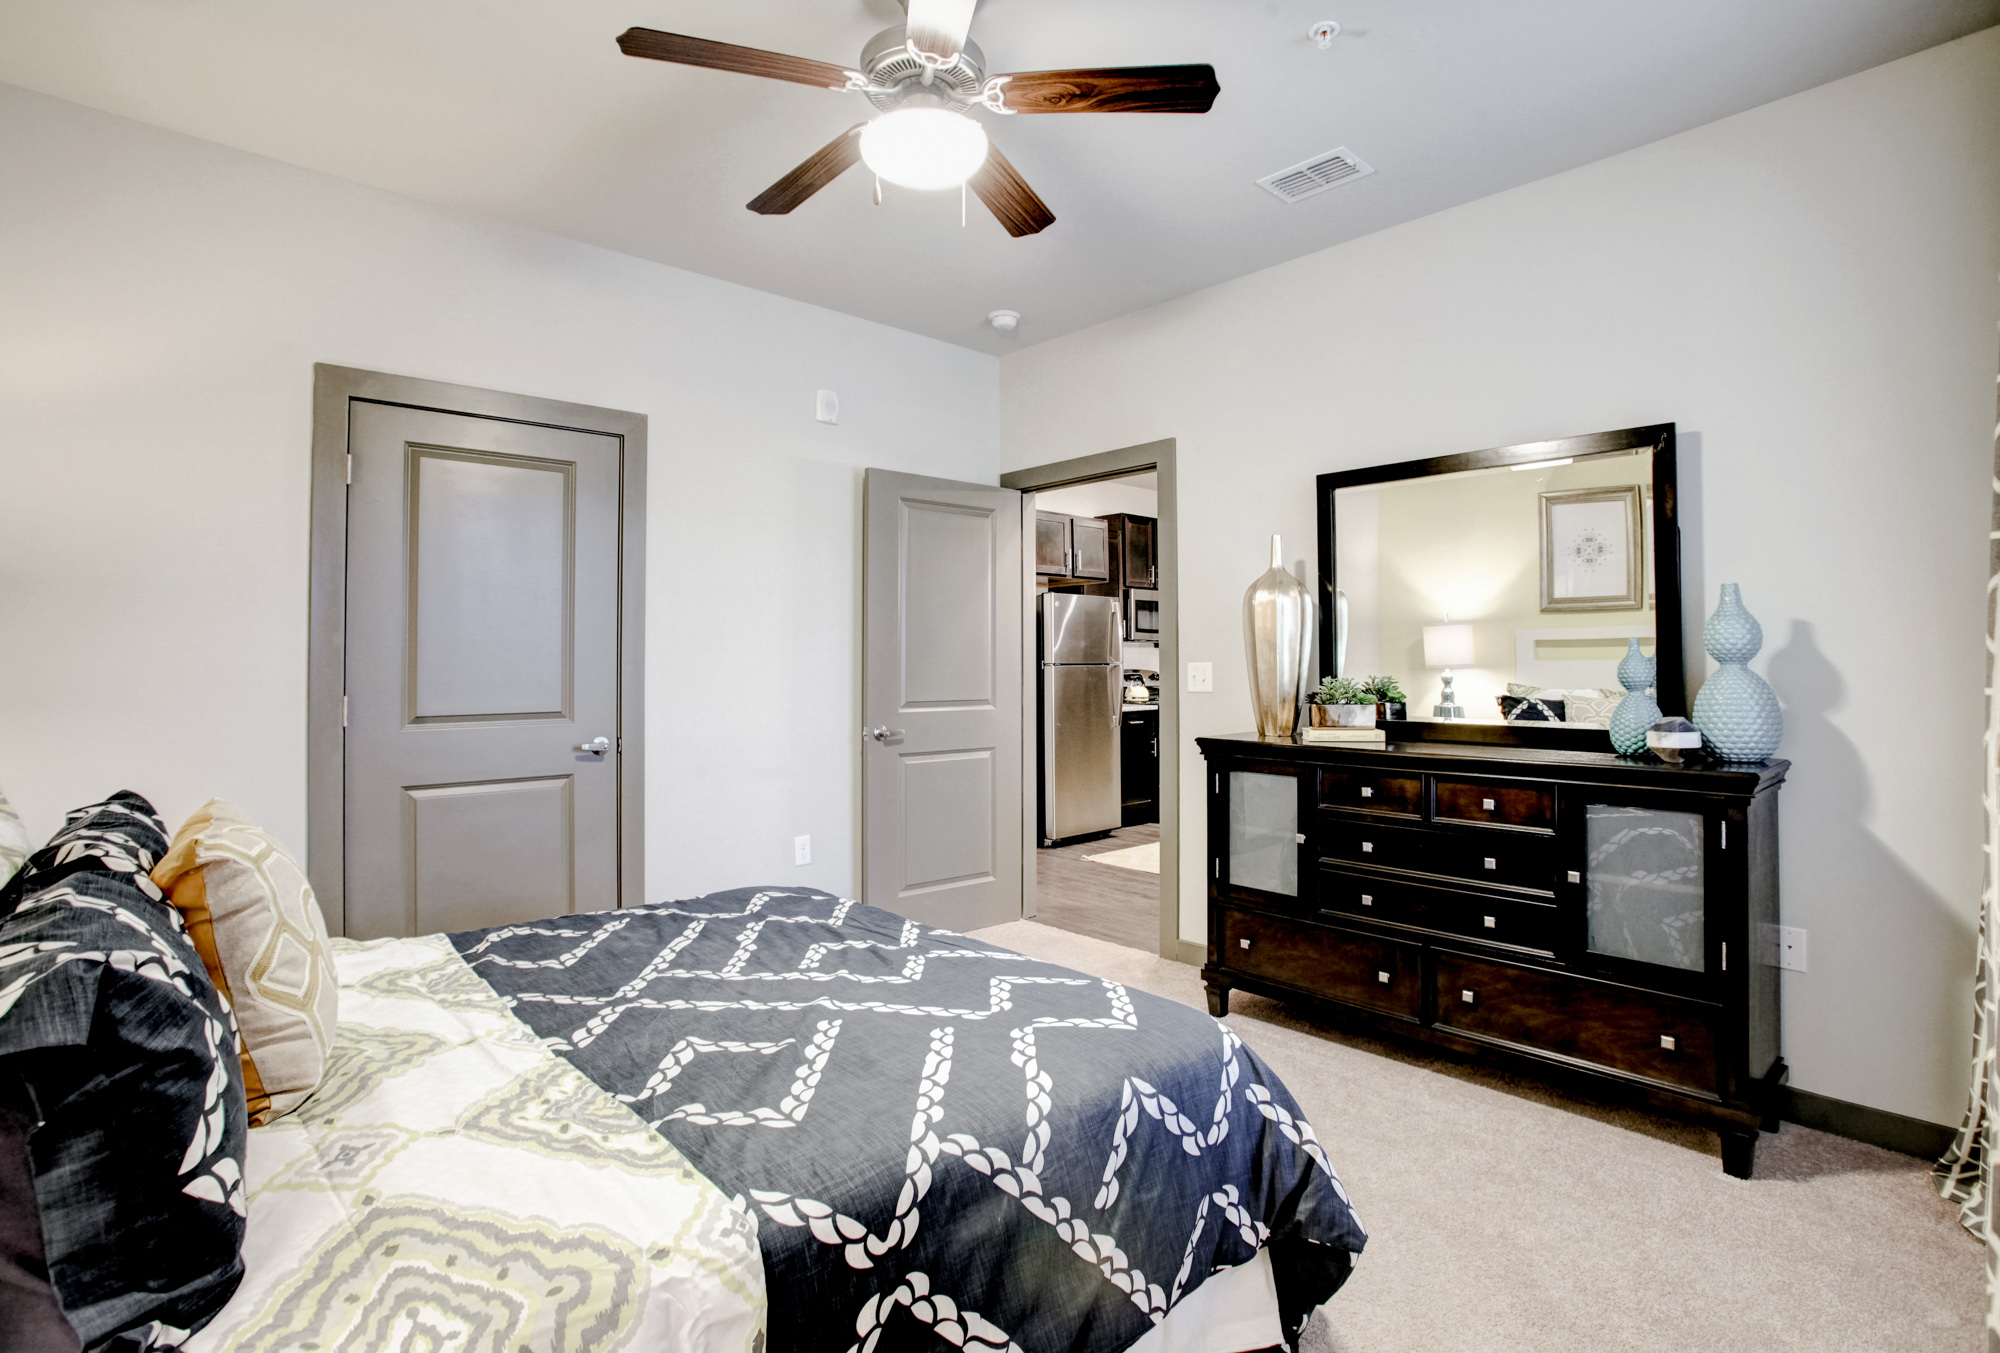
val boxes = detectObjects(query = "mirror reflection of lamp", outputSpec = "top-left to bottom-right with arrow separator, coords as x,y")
1423,621 -> 1474,719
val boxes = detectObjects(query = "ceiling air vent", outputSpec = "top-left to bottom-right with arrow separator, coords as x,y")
1256,147 -> 1374,204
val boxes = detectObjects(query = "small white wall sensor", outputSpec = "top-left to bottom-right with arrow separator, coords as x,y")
988,310 -> 1020,332
816,390 -> 839,424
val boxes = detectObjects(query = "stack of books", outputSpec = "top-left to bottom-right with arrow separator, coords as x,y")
1299,725 -> 1387,747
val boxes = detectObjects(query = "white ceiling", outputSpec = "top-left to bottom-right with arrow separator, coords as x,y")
3,0 -> 1994,354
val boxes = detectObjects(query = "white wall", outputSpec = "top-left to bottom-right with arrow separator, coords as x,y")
1000,29 -> 2000,1126
0,83 -> 998,907
1033,476 -> 1158,521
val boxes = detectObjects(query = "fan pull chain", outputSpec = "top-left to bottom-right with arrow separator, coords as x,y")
961,181 -> 967,228
874,175 -> 882,207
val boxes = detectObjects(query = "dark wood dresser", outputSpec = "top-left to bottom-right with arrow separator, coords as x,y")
1197,733 -> 1787,1177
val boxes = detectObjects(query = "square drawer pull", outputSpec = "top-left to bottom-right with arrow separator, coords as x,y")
1361,842 -> 1374,853
1376,971 -> 1391,984
1461,989 -> 1477,1005
1482,797 -> 1496,810
1483,857 -> 1497,870
1483,915 -> 1497,929
1659,1035 -> 1677,1051
1567,870 -> 1582,884
1239,938 -> 1252,949
1359,894 -> 1373,906
1360,787 -> 1374,798
1295,832 -> 1305,844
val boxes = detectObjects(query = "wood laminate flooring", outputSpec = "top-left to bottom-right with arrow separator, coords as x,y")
1032,823 -> 1161,953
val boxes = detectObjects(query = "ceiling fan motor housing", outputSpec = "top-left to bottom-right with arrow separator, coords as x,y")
859,26 -> 987,112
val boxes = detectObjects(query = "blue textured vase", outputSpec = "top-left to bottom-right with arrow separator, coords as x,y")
1691,583 -> 1783,761
1608,637 -> 1661,756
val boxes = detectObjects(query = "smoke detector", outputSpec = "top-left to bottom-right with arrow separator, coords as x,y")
988,310 -> 1020,332
1256,147 -> 1374,204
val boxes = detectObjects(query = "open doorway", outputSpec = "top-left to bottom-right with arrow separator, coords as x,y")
1001,441 -> 1178,961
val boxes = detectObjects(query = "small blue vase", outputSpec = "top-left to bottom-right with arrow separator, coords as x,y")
1691,583 -> 1782,761
1608,637 -> 1660,756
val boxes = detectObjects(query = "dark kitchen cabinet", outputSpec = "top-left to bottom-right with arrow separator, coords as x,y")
1082,513 -> 1159,598
1120,706 -> 1159,826
1035,511 -> 1072,577
1036,512 -> 1111,582
1198,733 -> 1787,1179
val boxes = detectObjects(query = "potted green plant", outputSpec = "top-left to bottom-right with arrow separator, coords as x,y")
1363,675 -> 1408,723
1305,676 -> 1376,728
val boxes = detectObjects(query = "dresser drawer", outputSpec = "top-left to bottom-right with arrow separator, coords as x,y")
1435,954 -> 1719,1093
1219,908 -> 1423,1020
1434,778 -> 1556,833
1316,768 -> 1423,820
1317,871 -> 1561,954
1318,821 -> 1557,894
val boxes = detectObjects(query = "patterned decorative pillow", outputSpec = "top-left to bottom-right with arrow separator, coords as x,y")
1499,694 -> 1567,722
1560,688 -> 1621,728
152,801 -> 338,1126
0,793 -> 247,1350
0,787 -> 29,888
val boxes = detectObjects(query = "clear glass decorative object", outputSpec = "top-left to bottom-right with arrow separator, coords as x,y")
1585,803 -> 1704,971
1646,717 -> 1703,765
1228,770 -> 1298,897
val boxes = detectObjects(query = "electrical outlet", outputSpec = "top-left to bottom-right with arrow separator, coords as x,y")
1761,923 -> 1807,971
794,835 -> 811,866
1187,662 -> 1214,693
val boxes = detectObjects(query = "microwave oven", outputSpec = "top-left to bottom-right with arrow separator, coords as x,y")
1124,588 -> 1160,643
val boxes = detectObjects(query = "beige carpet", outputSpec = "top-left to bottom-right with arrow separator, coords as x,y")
967,919 -> 1984,1353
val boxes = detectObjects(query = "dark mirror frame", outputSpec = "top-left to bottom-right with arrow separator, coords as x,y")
1316,422 -> 1683,752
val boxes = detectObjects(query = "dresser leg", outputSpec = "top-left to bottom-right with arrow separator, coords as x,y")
1205,983 -> 1230,1017
1720,1129 -> 1758,1180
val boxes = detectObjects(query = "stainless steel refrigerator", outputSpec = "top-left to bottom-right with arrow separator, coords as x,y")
1039,593 -> 1122,845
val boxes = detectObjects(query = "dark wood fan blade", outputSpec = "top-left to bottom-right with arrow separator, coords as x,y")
747,125 -> 868,215
969,143 -> 1055,237
616,28 -> 857,90
991,64 -> 1220,114
905,0 -> 977,63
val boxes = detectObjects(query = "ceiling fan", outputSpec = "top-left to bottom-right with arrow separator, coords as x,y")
615,1 -> 1220,237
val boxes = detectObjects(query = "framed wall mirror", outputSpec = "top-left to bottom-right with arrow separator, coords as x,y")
1316,424 -> 1683,751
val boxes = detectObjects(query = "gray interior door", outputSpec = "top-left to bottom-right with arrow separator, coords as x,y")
344,401 -> 624,939
862,469 -> 1023,930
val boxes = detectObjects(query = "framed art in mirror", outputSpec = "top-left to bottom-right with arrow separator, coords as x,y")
1316,423 -> 1683,752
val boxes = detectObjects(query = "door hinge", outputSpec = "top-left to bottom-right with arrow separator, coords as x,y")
617,736 -> 623,754
341,695 -> 348,728
345,453 -> 353,485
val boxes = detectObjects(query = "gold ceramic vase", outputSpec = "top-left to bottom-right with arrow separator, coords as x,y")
1243,534 -> 1313,737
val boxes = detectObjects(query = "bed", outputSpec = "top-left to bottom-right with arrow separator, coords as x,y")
189,887 -> 1366,1353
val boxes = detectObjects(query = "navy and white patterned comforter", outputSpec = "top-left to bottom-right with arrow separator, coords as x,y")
455,888 -> 1366,1353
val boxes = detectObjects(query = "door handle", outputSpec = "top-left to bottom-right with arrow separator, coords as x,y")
579,736 -> 611,756
865,726 -> 906,743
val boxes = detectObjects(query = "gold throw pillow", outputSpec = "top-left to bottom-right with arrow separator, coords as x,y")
152,800 -> 339,1126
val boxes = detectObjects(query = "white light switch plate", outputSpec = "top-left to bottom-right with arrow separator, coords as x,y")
1187,662 -> 1214,692
794,834 -> 812,866
815,390 -> 839,424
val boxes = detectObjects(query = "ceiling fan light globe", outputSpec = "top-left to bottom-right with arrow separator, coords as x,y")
860,108 -> 989,191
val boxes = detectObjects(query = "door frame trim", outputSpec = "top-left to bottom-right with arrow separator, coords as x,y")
1001,440 -> 1190,964
307,364 -> 648,936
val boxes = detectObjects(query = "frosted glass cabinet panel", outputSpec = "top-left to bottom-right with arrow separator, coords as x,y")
1229,771 -> 1298,897
1585,804 -> 1705,971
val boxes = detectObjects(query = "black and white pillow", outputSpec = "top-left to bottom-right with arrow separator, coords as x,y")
1498,694 -> 1567,722
0,793 -> 247,1351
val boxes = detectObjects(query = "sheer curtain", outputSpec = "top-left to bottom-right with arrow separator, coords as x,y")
1934,340 -> 2000,1347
